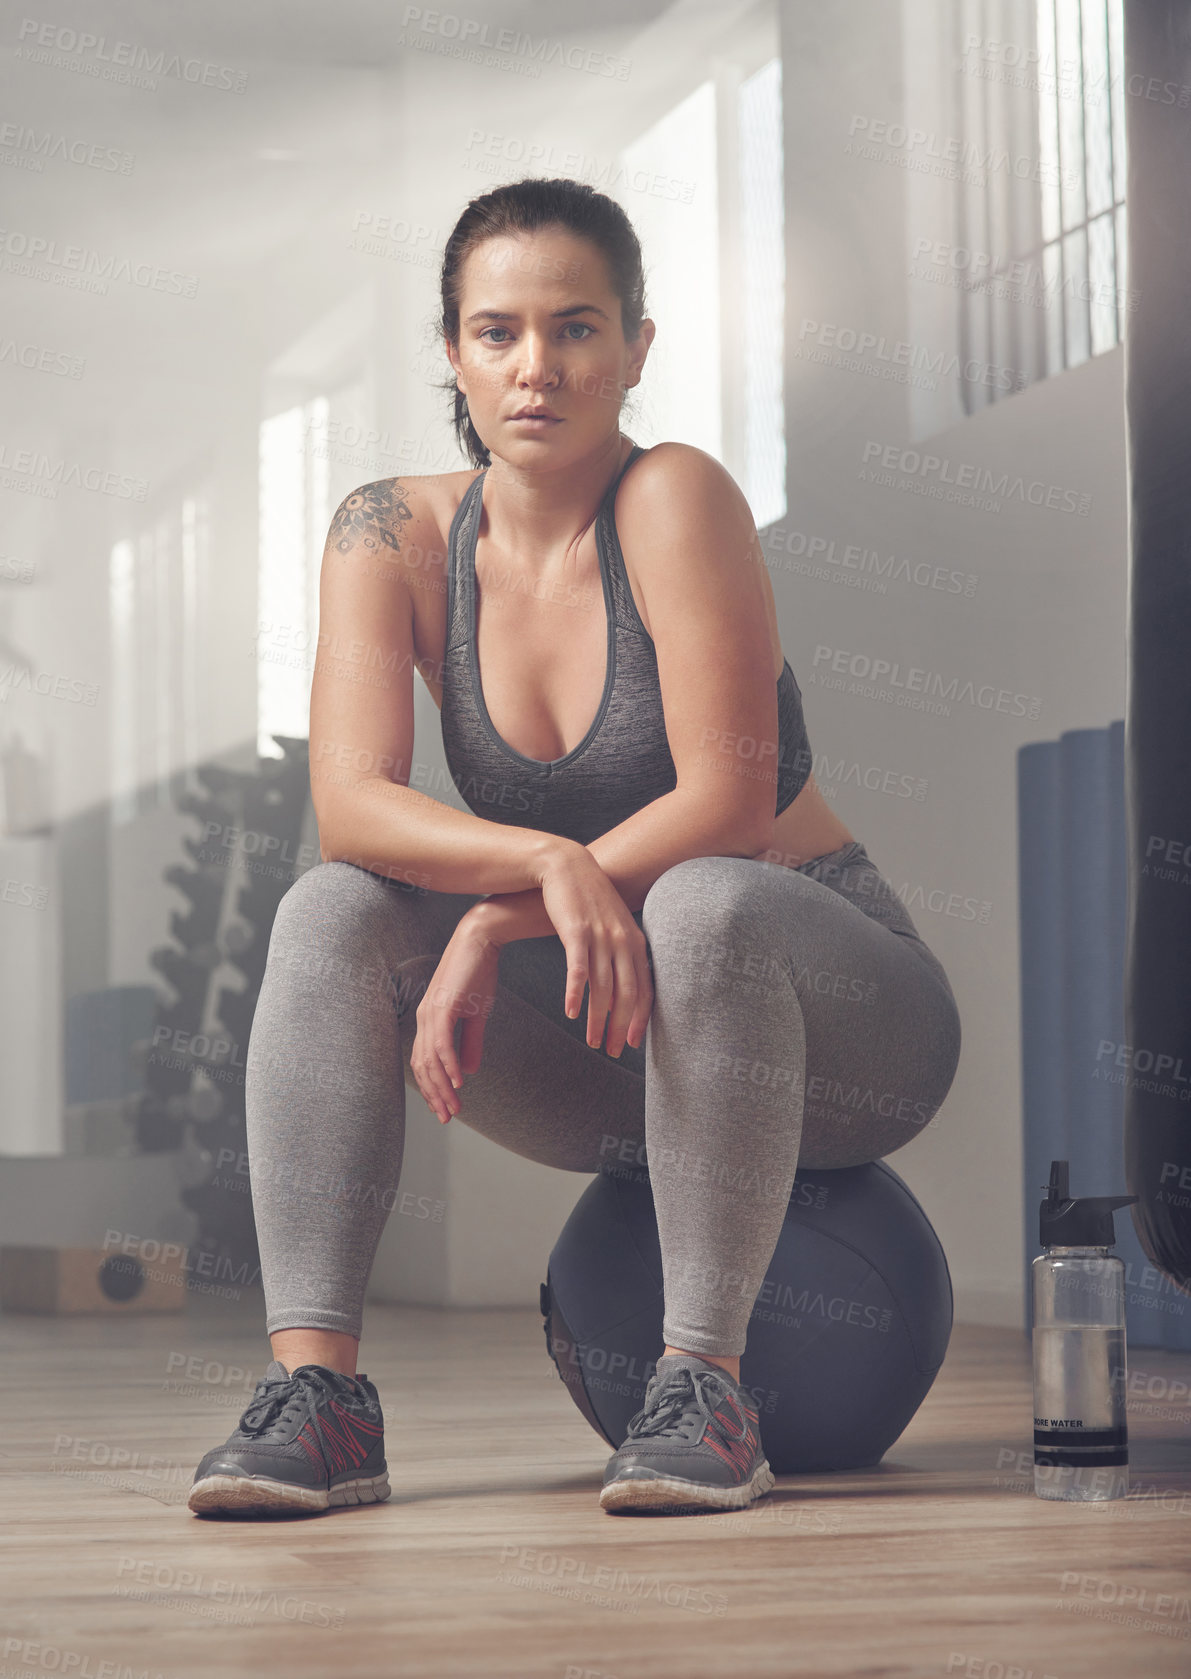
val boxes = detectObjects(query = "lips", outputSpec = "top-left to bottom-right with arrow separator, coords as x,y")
509,409 -> 561,421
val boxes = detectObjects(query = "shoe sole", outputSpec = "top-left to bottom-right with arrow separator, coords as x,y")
188,1469 -> 391,1516
600,1459 -> 776,1515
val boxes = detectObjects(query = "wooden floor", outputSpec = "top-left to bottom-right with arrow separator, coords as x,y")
2,1290 -> 1190,1679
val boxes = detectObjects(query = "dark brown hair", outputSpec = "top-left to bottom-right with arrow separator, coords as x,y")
437,176 -> 648,469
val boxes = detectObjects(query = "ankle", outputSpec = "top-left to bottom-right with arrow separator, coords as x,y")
270,1329 -> 359,1378
663,1345 -> 740,1383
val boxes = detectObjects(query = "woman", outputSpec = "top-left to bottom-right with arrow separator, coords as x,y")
188,177 -> 961,1519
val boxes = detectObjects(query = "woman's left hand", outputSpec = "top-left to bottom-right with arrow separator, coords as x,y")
410,918 -> 501,1123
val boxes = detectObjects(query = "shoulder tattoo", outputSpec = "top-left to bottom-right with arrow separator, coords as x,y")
328,479 -> 414,554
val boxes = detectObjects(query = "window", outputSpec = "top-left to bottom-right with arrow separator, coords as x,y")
257,396 -> 330,760
738,56 -> 786,528
1033,0 -> 1126,371
952,0 -> 1127,416
615,53 -> 787,526
618,82 -> 721,461
109,488 -> 210,822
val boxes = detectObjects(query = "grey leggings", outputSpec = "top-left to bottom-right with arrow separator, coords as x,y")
245,839 -> 961,1356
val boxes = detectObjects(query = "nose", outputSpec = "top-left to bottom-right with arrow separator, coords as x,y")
515,331 -> 560,391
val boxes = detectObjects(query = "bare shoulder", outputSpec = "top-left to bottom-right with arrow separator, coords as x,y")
324,467 -> 483,567
611,441 -> 777,656
614,441 -> 758,564
619,439 -> 746,495
614,440 -> 754,537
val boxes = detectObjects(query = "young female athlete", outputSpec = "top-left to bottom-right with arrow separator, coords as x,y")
188,176 -> 961,1519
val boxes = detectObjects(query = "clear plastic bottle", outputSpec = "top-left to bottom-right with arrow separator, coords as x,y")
1032,1160 -> 1138,1502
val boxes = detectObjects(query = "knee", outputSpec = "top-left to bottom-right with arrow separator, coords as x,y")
265,861 -> 391,983
271,859 -> 378,934
642,856 -> 768,957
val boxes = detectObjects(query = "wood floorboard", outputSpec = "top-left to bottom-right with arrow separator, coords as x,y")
2,1291 -> 1189,1679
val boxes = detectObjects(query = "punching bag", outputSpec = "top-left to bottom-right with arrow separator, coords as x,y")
1123,1 -> 1191,1297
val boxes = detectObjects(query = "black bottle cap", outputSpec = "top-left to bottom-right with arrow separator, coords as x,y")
1039,1159 -> 1138,1248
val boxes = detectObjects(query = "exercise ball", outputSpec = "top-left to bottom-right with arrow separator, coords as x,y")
539,1159 -> 952,1473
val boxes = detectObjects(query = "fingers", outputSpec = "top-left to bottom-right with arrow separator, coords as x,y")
627,944 -> 655,1048
565,925 -> 654,1059
584,940 -> 615,1051
412,1044 -> 457,1123
562,936 -> 588,1022
632,942 -> 654,1041
614,940 -> 651,1054
604,933 -> 654,1057
413,1001 -> 461,1124
601,936 -> 635,1057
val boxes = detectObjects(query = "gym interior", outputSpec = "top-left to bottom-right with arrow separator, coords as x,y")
1,1 -> 1189,1676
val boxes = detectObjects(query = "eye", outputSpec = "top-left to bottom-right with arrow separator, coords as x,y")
478,322 -> 594,344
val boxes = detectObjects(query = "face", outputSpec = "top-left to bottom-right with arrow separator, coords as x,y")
445,226 -> 655,469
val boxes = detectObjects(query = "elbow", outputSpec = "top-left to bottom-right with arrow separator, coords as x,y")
308,769 -> 341,863
723,809 -> 774,859
312,797 -> 345,865
311,777 -> 372,864
744,817 -> 776,858
681,783 -> 773,859
742,794 -> 778,856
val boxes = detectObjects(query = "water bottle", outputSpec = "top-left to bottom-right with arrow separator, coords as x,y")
1032,1158 -> 1138,1502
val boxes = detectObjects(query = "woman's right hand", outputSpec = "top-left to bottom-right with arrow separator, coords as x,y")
537,845 -> 654,1058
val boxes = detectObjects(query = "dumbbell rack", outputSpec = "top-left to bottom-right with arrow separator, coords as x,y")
134,735 -> 313,1291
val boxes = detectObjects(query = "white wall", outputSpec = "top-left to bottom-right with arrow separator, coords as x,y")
775,0 -> 1126,1325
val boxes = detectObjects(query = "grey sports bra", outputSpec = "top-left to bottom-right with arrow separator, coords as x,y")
439,443 -> 813,847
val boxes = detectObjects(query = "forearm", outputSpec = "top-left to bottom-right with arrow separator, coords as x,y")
467,788 -> 769,944
315,771 -> 573,897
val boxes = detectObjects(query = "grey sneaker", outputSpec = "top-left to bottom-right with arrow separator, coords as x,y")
600,1353 -> 776,1514
188,1359 -> 390,1515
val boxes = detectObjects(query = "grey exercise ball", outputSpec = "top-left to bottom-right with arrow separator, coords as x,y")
540,1158 -> 952,1473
